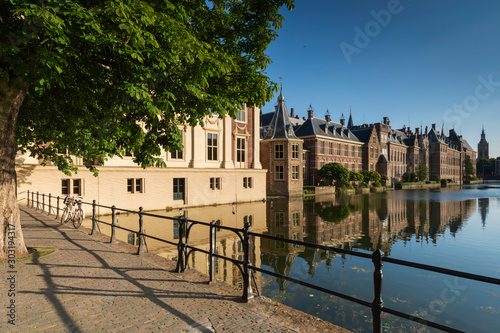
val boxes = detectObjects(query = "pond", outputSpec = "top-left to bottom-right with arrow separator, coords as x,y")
84,183 -> 500,332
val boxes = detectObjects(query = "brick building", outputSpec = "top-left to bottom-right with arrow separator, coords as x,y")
261,96 -> 477,192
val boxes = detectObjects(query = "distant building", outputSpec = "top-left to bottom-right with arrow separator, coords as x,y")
477,126 -> 489,160
261,97 -> 476,188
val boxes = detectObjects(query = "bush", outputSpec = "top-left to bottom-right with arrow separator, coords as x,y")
345,184 -> 354,189
372,181 -> 382,188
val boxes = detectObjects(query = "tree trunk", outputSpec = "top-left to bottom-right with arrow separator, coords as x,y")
0,78 -> 28,258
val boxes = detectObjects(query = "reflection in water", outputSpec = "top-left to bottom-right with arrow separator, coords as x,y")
85,186 -> 500,333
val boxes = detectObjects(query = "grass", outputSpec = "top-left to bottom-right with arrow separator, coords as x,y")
0,246 -> 57,266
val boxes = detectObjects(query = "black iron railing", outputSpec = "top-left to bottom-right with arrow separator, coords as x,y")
25,191 -> 500,333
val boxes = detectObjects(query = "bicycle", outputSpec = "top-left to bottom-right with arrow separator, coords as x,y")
60,195 -> 85,228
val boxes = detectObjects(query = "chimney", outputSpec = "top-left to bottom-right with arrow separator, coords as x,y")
425,126 -> 428,136
308,109 -> 313,119
383,117 -> 390,126
415,127 -> 420,136
325,114 -> 331,122
290,108 -> 295,118
340,118 -> 345,126
432,124 -> 436,130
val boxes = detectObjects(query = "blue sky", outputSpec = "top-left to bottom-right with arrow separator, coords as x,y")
261,0 -> 500,158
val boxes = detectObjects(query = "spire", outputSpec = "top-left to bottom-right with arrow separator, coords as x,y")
441,122 -> 445,138
347,106 -> 354,129
266,90 -> 298,140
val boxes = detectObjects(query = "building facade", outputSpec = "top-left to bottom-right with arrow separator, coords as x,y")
261,98 -> 477,191
16,105 -> 267,213
477,126 -> 489,160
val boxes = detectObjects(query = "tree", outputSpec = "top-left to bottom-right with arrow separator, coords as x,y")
464,155 -> 475,182
360,170 -> 381,183
317,163 -> 350,184
349,171 -> 363,182
0,0 -> 295,258
416,163 -> 428,181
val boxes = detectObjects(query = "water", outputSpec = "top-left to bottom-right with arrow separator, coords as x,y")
84,183 -> 500,332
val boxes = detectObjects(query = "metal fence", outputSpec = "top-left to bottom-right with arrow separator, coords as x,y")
26,191 -> 500,333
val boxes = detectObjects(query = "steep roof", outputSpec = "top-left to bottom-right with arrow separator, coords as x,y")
263,91 -> 299,140
294,117 -> 361,143
350,127 -> 373,143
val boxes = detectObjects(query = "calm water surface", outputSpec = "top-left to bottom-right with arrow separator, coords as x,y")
86,184 -> 500,332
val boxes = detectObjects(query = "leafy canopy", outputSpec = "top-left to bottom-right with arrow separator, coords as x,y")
1,0 -> 294,175
318,162 -> 350,183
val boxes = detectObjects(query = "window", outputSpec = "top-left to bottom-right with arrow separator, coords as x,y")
237,108 -> 245,122
337,143 -> 341,156
210,177 -> 221,190
292,212 -> 300,226
237,137 -> 246,162
292,144 -> 299,159
320,141 -> 325,154
292,165 -> 299,180
344,144 -> 348,156
275,212 -> 284,227
62,179 -> 83,195
329,142 -> 333,155
127,178 -> 144,193
275,144 -> 284,159
243,177 -> 252,188
244,215 -> 253,226
62,179 -> 70,195
135,179 -> 143,193
275,165 -> 284,180
207,133 -> 218,161
171,131 -> 183,159
173,178 -> 185,200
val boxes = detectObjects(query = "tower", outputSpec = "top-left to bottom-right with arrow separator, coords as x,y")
477,126 -> 489,160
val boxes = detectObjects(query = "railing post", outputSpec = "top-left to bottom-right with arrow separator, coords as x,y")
175,216 -> 186,273
91,200 -> 97,235
42,193 -> 45,213
371,249 -> 384,333
36,192 -> 39,210
137,207 -> 144,254
242,221 -> 254,302
209,221 -> 216,283
110,206 -> 116,243
55,196 -> 60,220
31,191 -> 34,209
48,193 -> 52,216
27,190 -> 30,208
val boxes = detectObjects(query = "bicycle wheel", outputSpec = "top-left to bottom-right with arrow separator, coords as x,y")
60,207 -> 69,224
73,209 -> 83,229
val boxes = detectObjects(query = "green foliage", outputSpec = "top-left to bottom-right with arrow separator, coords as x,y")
372,181 -> 382,188
476,158 -> 495,176
2,0 -> 295,175
316,204 -> 350,223
318,162 -> 350,183
380,174 -> 388,182
303,188 -> 314,195
416,163 -> 428,181
464,155 -> 475,181
402,172 -> 417,183
349,171 -> 363,182
360,170 -> 381,183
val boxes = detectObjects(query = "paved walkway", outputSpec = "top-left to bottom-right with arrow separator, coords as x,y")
1,207 -> 298,333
